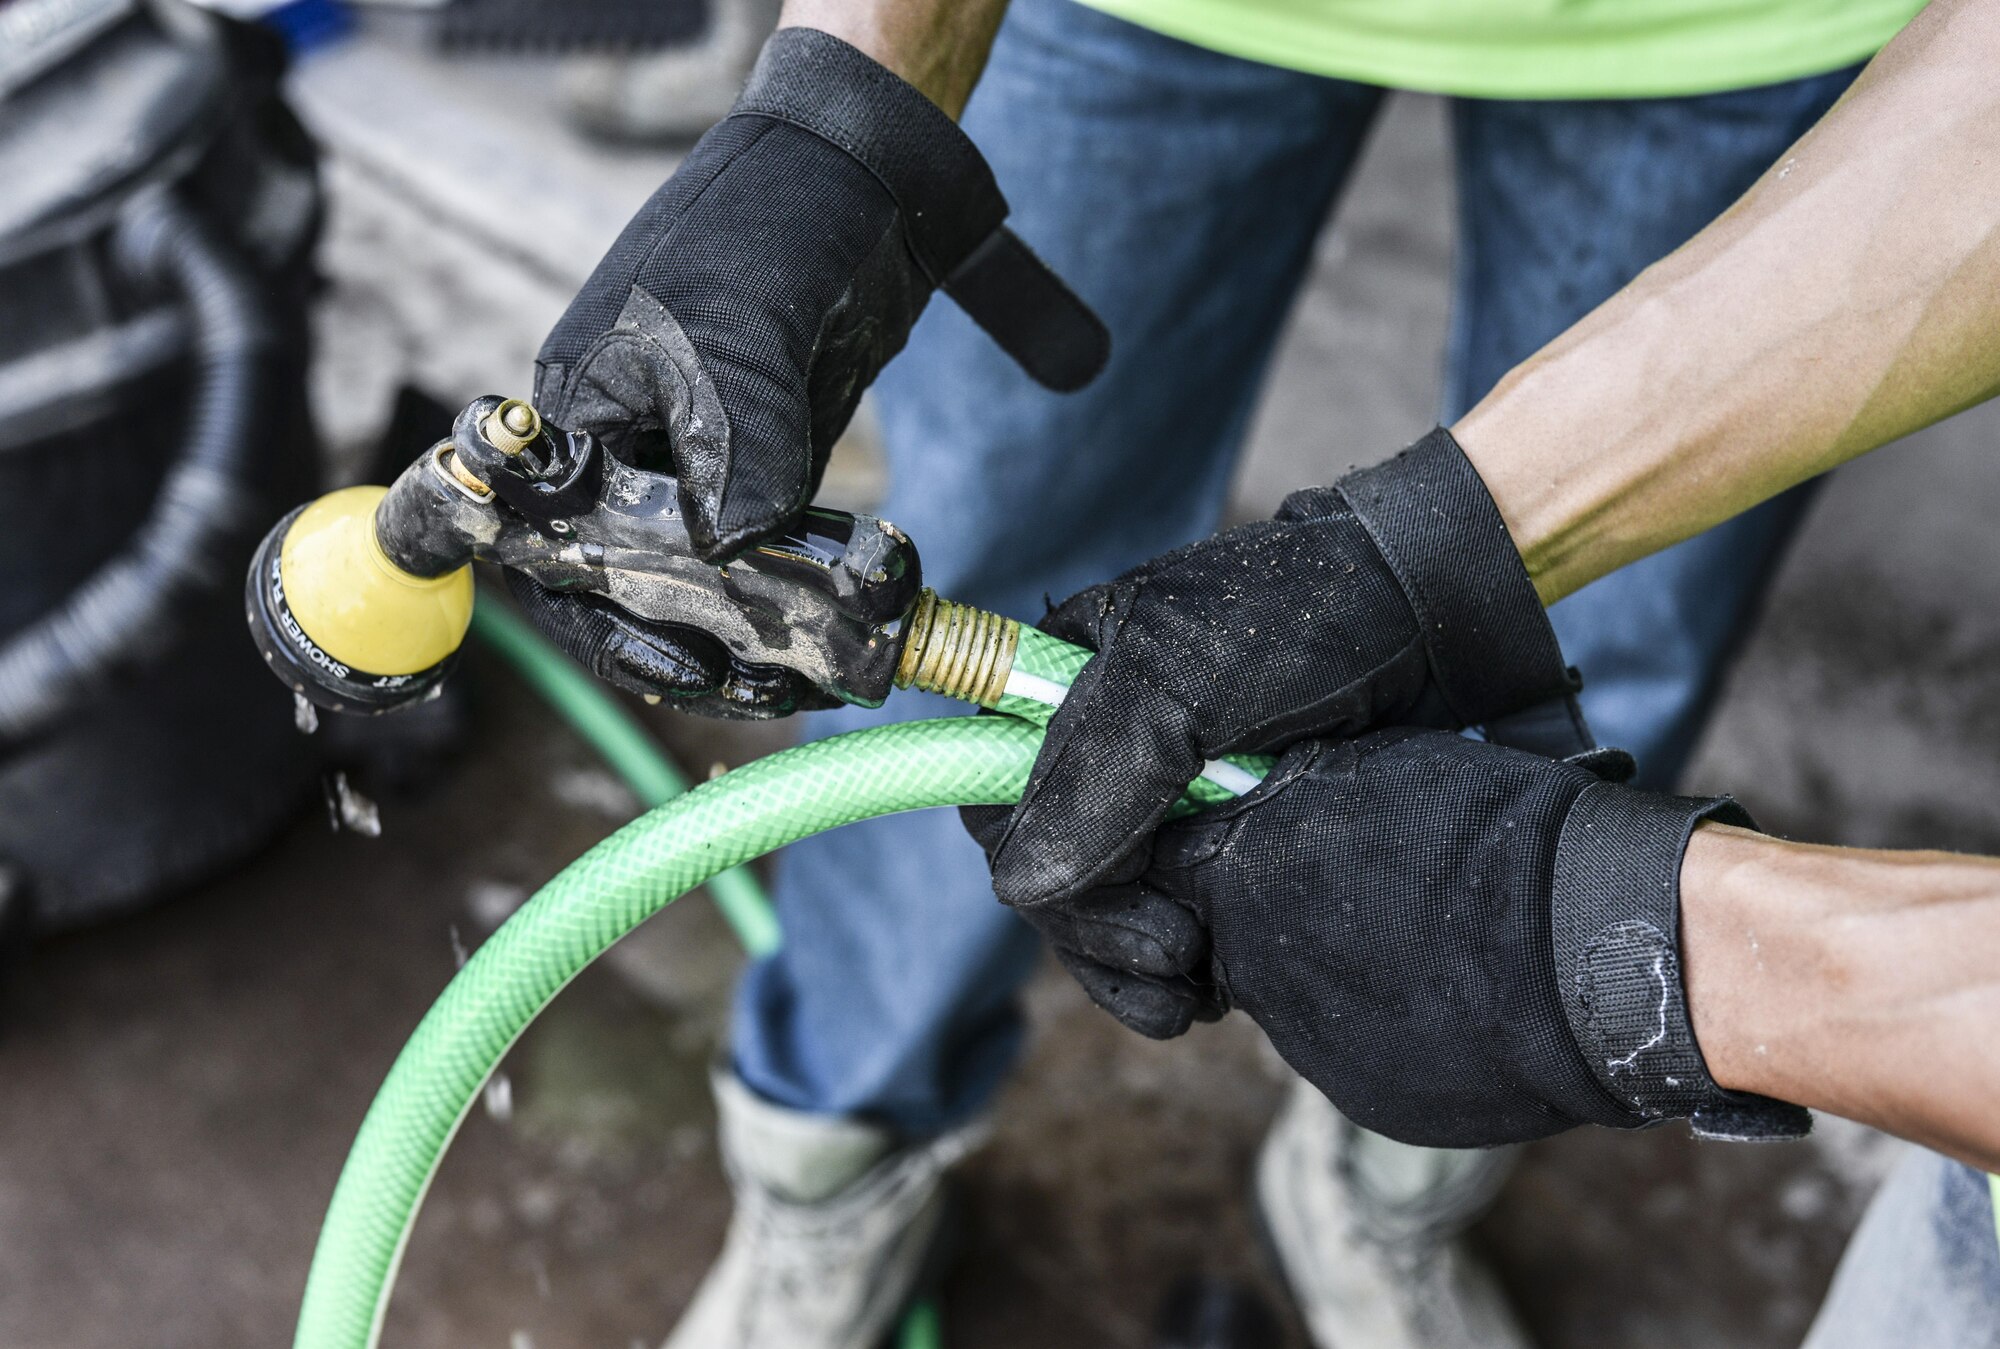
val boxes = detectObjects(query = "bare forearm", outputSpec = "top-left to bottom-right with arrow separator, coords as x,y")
779,0 -> 1009,119
1681,824 -> 2000,1171
1455,0 -> 2000,603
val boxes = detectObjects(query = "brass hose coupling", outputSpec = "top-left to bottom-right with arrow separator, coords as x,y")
893,589 -> 1019,707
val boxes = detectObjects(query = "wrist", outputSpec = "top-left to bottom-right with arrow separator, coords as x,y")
1448,278 -> 1767,606
1677,824 -> 1824,1104
1449,380 -> 1630,607
777,0 -> 1005,119
1681,827 -> 2000,1166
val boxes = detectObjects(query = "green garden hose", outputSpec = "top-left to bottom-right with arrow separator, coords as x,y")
468,596 -> 938,1348
297,594 -> 1271,1349
468,600 -> 779,957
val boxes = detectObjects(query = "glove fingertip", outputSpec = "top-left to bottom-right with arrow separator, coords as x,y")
1125,1002 -> 1197,1041
1053,947 -> 1199,1040
958,803 -> 1011,859
694,490 -> 814,564
684,506 -> 752,565
1039,582 -> 1119,646
674,479 -> 725,561
670,468 -> 763,564
991,819 -> 1154,914
993,701 -> 1203,909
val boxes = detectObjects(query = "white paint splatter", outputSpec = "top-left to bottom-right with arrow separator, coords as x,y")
1606,953 -> 1669,1075
325,772 -> 381,837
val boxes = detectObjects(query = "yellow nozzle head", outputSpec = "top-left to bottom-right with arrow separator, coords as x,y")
252,485 -> 473,712
281,485 -> 474,675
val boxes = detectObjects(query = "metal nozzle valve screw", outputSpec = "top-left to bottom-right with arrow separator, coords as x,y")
482,399 -> 542,456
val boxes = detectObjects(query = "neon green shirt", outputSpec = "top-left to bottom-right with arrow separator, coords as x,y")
1074,0 -> 1924,99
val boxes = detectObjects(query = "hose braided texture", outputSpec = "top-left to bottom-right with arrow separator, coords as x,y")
467,599 -> 780,955
299,604 -> 1280,1349
296,715 -> 1044,1349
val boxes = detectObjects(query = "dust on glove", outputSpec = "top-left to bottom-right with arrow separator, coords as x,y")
1139,728 -> 1811,1148
535,26 -> 1106,563
970,430 -> 1591,1035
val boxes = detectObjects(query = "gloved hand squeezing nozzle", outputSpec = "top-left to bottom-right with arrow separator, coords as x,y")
246,395 -> 924,719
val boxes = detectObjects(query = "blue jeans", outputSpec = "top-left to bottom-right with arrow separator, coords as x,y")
733,0 -> 1853,1133
1802,1149 -> 2000,1349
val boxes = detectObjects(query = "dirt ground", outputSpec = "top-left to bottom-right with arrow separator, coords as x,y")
6,25 -> 2000,1349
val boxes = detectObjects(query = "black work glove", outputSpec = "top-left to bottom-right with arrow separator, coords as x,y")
1137,728 -> 1810,1148
536,27 -> 1106,562
965,428 -> 1589,1034
522,28 -> 1103,715
504,571 -> 837,720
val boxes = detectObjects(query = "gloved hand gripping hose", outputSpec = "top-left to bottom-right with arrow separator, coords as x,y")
247,397 -> 1269,1347
290,592 -> 1272,1349
267,403 -> 2000,1334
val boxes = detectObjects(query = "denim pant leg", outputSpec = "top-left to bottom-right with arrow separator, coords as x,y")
1445,67 -> 1859,788
731,0 -> 1385,1137
1801,1148 -> 2000,1349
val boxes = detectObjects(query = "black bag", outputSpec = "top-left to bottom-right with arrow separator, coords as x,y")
0,0 -> 324,931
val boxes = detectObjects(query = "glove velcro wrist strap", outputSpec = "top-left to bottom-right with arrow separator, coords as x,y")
1334,429 -> 1588,753
941,227 -> 1108,391
734,28 -> 1002,279
1552,783 -> 1813,1141
734,28 -> 1106,391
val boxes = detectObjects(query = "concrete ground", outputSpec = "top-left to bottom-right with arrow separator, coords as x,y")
5,18 -> 2000,1349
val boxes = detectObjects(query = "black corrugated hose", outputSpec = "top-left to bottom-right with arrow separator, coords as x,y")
0,190 -> 271,746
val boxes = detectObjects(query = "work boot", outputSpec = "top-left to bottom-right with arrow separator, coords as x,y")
664,1070 -> 986,1349
1255,1079 -> 1530,1349
559,0 -> 783,143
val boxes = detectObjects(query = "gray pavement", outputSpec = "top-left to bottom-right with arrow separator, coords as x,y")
3,24 -> 1998,1349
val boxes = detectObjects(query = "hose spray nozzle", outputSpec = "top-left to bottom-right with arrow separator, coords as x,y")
246,395 -> 925,716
